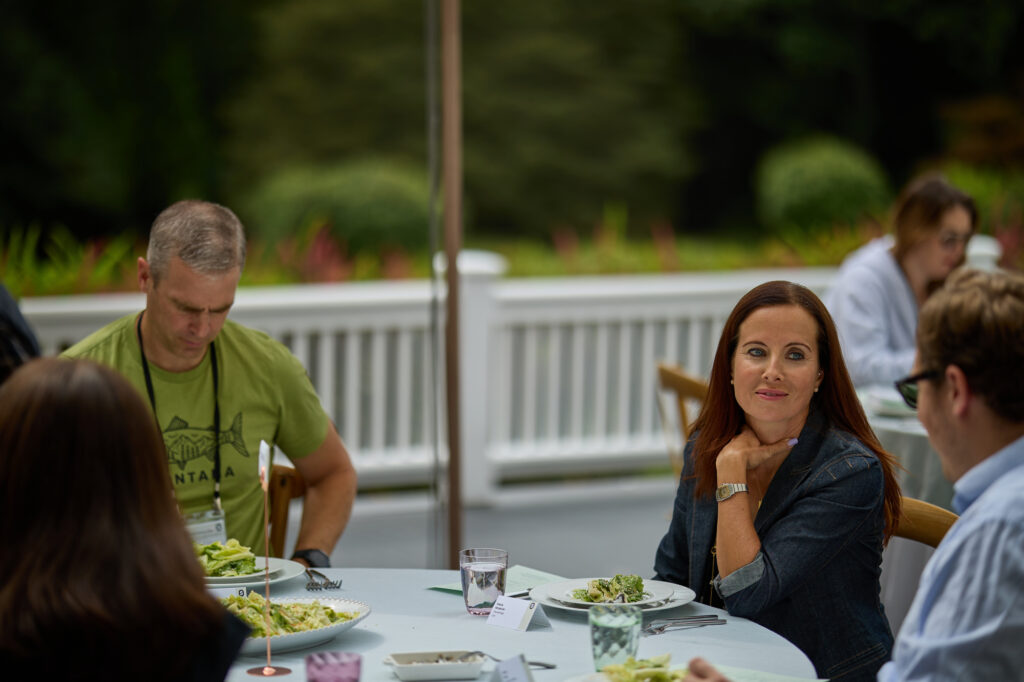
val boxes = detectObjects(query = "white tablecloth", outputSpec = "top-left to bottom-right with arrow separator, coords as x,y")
869,412 -> 954,636
226,568 -> 817,681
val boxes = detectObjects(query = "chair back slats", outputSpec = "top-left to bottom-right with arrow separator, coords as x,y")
656,363 -> 709,478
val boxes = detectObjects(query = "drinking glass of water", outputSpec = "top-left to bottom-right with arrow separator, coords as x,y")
588,604 -> 642,671
459,548 -> 508,615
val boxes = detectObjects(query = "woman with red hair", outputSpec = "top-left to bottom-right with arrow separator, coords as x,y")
654,281 -> 902,682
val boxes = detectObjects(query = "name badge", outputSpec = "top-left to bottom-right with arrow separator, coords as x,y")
185,508 -> 227,545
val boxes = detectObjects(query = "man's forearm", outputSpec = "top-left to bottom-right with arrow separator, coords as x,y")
294,466 -> 357,556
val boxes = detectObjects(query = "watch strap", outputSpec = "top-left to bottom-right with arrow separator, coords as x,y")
291,548 -> 331,568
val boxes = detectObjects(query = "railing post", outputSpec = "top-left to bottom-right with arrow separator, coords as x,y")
453,250 -> 507,506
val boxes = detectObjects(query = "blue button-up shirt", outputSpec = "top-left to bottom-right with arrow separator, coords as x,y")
878,434 -> 1024,681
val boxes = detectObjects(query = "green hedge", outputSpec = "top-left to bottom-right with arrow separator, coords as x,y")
756,136 -> 891,236
241,159 -> 431,254
941,161 -> 1024,235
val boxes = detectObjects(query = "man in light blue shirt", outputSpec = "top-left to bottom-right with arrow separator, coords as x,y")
687,267 -> 1024,682
876,268 -> 1024,681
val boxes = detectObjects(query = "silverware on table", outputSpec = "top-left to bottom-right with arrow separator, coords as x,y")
304,568 -> 343,591
642,615 -> 726,636
456,650 -> 557,670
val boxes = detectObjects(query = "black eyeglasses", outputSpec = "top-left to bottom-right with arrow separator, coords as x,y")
894,370 -> 941,409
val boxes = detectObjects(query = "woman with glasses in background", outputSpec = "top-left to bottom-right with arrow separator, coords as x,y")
825,174 -> 976,388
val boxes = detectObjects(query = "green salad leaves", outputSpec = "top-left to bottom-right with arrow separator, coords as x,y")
572,574 -> 647,603
195,539 -> 257,577
221,592 -> 358,638
602,655 -> 689,682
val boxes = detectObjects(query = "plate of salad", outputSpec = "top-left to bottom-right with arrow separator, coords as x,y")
222,592 -> 371,655
535,575 -> 679,608
197,539 -> 305,586
564,654 -> 690,682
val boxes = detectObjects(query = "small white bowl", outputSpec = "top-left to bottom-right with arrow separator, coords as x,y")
383,651 -> 486,681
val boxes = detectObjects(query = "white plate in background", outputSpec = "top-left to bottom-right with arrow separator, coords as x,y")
205,557 -> 304,586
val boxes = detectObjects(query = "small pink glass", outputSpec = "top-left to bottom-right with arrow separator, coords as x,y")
306,651 -> 362,682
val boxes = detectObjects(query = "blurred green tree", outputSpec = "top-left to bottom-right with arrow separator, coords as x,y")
222,0 -> 695,240
674,0 -> 1024,233
0,0 -> 259,239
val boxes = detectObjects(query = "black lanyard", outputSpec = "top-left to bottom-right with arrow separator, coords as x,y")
136,311 -> 222,512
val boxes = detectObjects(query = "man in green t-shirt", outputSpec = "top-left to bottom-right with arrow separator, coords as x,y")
64,200 -> 357,567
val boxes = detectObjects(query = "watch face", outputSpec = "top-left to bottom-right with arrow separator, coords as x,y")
716,484 -> 744,502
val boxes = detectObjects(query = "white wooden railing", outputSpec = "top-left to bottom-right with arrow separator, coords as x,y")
21,253 -> 841,503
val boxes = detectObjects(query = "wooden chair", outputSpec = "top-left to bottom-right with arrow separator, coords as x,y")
268,464 -> 307,558
656,362 -> 709,478
895,497 -> 958,548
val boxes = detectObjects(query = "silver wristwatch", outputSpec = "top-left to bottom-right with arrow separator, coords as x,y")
715,483 -> 749,502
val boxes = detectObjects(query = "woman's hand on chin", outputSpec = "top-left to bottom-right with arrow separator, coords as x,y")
717,426 -> 797,474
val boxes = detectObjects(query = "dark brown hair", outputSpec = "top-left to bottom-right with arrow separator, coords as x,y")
918,268 -> 1024,422
691,281 -> 902,540
892,173 -> 977,263
0,358 -> 225,677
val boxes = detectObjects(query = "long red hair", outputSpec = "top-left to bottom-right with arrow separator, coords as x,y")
691,281 -> 902,540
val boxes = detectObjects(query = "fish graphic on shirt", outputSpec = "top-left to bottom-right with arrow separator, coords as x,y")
163,412 -> 249,471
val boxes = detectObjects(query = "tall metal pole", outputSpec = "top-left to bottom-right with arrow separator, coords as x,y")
441,0 -> 463,569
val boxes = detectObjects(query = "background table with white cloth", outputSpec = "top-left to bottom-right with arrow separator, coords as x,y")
864,391 -> 955,635
226,568 -> 818,681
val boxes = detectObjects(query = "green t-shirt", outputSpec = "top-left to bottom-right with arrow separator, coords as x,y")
63,314 -> 329,552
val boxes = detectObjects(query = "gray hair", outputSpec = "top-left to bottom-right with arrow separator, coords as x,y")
146,200 -> 247,282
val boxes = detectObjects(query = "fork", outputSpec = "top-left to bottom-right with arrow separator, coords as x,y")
304,568 -> 343,591
456,651 -> 557,670
642,615 -> 726,636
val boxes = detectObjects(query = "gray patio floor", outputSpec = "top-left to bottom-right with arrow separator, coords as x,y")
287,475 -> 679,579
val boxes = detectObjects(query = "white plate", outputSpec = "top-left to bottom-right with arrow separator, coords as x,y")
530,580 -> 695,612
239,597 -> 371,656
205,557 -> 304,586
860,385 -> 916,418
541,578 -> 677,607
384,651 -> 486,681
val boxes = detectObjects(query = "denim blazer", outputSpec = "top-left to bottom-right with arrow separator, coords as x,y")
653,409 -> 893,682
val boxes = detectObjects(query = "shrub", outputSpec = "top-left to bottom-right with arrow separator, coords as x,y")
241,159 -> 431,254
941,161 -> 1024,270
941,162 -> 1024,234
1,225 -> 137,297
756,136 -> 891,237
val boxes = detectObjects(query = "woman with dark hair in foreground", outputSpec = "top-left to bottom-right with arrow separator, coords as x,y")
0,358 -> 248,681
654,281 -> 902,681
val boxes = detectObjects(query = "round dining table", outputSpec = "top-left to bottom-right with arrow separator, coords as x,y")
225,568 -> 817,681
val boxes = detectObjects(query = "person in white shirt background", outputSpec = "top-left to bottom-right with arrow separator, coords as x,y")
825,174 -> 975,388
688,267 -> 1024,682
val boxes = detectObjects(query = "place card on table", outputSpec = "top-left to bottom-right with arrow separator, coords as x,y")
489,654 -> 535,682
209,586 -> 248,599
486,596 -> 551,631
